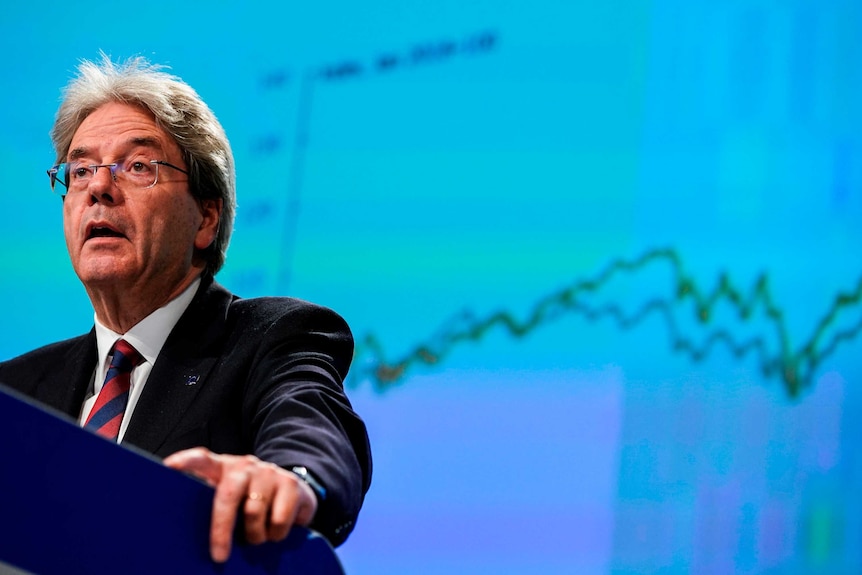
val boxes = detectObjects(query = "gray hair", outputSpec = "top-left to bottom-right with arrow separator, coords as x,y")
51,54 -> 236,276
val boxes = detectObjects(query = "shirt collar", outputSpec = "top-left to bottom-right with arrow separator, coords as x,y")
94,277 -> 202,368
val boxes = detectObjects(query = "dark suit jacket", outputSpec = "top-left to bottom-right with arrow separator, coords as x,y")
0,277 -> 372,546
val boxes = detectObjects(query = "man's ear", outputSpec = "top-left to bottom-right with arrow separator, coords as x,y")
195,198 -> 223,250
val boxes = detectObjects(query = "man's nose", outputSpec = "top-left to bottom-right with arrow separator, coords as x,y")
87,166 -> 120,204
92,164 -> 117,185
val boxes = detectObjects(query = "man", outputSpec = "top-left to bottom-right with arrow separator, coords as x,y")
0,55 -> 372,563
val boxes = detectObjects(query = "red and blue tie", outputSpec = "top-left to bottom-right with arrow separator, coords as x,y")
84,339 -> 143,441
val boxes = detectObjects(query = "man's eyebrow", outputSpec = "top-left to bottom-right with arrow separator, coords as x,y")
67,137 -> 164,161
129,136 -> 162,150
68,147 -> 89,161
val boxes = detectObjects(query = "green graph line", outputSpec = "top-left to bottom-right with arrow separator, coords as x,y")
352,248 -> 862,397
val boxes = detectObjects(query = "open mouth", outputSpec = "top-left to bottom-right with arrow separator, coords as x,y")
87,225 -> 125,240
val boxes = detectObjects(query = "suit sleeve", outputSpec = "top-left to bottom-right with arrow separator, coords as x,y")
237,300 -> 372,546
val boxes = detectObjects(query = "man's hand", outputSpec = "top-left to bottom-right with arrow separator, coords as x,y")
163,447 -> 318,563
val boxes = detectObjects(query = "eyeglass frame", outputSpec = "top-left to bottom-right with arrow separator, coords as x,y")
46,159 -> 190,197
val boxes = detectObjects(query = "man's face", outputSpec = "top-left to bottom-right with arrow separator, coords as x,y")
63,101 -> 219,300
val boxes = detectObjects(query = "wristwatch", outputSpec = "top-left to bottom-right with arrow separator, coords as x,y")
290,466 -> 327,501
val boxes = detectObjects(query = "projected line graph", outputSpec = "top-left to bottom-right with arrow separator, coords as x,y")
352,248 -> 862,398
262,29 -> 499,292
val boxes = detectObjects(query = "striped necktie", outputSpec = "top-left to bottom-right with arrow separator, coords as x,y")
84,339 -> 143,441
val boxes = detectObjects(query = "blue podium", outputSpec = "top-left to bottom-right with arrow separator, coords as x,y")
0,386 -> 345,575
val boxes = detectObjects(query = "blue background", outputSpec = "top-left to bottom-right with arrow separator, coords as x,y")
2,1 -> 861,573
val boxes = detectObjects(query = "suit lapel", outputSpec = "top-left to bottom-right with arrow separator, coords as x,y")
122,280 -> 234,454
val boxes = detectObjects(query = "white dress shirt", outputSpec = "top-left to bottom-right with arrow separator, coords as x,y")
78,277 -> 201,441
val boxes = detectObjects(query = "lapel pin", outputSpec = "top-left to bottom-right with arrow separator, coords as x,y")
185,375 -> 200,386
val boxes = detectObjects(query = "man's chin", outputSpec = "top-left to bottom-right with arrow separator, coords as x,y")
73,260 -> 137,288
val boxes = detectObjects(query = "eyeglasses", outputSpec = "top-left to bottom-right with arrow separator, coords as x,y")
47,158 -> 189,197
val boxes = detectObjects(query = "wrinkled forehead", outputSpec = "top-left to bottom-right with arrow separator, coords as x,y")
68,101 -> 181,161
